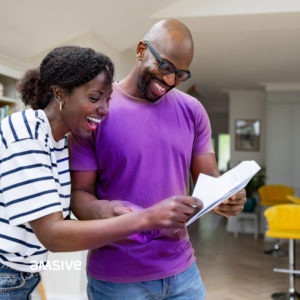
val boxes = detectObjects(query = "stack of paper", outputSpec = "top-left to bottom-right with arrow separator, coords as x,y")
186,161 -> 261,227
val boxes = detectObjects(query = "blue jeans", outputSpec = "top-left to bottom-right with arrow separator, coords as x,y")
0,263 -> 41,300
87,262 -> 206,300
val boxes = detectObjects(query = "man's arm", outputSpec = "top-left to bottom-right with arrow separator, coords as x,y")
190,153 -> 246,217
70,170 -> 133,220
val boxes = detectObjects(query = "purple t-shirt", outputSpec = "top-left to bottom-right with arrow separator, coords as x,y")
69,82 -> 213,283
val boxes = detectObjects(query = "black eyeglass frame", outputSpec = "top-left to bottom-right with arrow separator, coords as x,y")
144,41 -> 192,82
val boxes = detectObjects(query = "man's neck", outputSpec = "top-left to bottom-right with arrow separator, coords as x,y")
118,63 -> 144,99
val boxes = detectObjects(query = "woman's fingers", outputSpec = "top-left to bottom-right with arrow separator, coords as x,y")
180,196 -> 203,209
148,196 -> 203,230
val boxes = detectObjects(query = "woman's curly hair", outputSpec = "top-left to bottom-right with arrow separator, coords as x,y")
16,46 -> 115,110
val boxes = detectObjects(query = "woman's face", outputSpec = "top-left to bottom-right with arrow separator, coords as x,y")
63,72 -> 112,138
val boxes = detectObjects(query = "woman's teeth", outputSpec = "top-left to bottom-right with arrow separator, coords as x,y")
154,82 -> 166,93
87,116 -> 101,123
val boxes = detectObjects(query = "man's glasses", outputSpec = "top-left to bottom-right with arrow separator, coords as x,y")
144,41 -> 192,82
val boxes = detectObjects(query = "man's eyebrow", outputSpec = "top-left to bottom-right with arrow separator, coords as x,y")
159,55 -> 189,72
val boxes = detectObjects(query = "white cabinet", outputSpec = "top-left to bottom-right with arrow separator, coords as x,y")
266,91 -> 300,194
291,104 -> 300,189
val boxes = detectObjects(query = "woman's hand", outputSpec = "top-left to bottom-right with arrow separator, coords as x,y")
144,196 -> 203,231
93,200 -> 139,219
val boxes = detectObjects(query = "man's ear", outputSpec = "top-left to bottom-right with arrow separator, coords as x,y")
136,41 -> 147,61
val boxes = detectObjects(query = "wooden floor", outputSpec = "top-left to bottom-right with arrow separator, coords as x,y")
189,212 -> 300,300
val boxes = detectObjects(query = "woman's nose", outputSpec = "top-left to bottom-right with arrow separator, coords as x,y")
97,102 -> 109,116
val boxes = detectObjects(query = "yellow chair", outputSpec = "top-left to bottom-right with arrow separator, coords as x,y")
287,195 -> 300,205
259,185 -> 295,206
259,185 -> 295,256
265,205 -> 300,300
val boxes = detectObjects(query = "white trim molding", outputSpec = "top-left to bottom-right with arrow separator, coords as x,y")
259,82 -> 300,92
0,53 -> 32,79
32,290 -> 88,300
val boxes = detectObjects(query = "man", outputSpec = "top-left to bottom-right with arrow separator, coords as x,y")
69,19 -> 246,299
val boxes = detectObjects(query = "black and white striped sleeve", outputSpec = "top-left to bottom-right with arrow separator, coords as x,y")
0,138 -> 63,226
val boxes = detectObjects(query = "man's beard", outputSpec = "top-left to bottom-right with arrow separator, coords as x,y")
137,65 -> 174,103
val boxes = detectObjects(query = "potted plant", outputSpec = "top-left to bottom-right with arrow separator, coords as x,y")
243,167 -> 266,212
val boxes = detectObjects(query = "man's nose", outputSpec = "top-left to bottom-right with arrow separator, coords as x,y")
162,72 -> 176,87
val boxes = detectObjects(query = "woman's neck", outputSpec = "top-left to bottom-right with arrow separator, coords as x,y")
43,101 -> 70,142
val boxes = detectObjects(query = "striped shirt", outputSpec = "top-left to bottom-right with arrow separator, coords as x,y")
0,109 -> 70,272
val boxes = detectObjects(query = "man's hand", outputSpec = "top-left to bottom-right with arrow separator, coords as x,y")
213,189 -> 247,217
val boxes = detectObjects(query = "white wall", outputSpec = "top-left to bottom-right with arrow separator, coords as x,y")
32,251 -> 88,300
226,90 -> 266,235
29,31 -> 136,82
228,90 -> 266,168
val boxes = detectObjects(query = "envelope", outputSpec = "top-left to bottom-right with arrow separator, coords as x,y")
186,160 -> 261,227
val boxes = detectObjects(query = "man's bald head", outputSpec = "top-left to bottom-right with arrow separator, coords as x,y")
144,19 -> 193,45
143,19 -> 194,62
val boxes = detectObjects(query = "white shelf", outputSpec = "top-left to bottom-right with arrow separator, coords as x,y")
0,96 -> 17,106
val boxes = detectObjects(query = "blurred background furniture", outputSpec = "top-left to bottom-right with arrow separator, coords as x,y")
287,196 -> 300,279
287,196 -> 300,205
259,185 -> 295,256
227,167 -> 264,237
265,204 -> 300,300
233,212 -> 258,239
38,280 -> 47,300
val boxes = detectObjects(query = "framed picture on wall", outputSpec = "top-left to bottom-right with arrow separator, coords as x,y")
235,119 -> 260,151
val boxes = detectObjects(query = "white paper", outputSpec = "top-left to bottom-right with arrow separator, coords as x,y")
186,161 -> 261,227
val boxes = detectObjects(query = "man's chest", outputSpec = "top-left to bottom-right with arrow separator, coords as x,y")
96,104 -> 195,164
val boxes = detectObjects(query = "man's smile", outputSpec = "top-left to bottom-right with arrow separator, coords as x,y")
152,79 -> 171,97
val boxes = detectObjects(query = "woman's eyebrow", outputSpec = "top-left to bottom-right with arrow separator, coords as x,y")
90,89 -> 103,95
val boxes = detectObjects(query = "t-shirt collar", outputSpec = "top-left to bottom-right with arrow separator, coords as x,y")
114,82 -> 164,105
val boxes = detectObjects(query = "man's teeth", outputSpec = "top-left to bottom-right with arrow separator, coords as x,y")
87,116 -> 101,123
154,82 -> 166,93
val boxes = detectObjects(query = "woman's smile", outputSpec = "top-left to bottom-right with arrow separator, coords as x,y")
86,116 -> 102,131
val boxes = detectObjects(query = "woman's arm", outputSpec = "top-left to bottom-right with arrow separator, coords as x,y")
70,170 -> 135,220
29,195 -> 202,252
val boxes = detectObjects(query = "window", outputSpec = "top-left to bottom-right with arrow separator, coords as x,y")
218,134 -> 230,172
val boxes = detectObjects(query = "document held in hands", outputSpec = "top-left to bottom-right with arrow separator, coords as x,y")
186,161 -> 261,227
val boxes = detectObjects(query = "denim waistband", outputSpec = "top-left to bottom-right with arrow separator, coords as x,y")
0,262 -> 14,271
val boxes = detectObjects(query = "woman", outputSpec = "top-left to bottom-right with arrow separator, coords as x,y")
0,46 -> 201,299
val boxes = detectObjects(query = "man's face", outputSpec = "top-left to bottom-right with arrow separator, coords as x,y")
137,41 -> 193,102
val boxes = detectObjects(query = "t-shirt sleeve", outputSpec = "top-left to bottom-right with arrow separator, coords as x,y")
192,100 -> 214,156
0,139 -> 62,226
68,132 -> 98,171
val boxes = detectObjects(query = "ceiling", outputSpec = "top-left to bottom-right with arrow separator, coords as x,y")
1,0 -> 300,101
